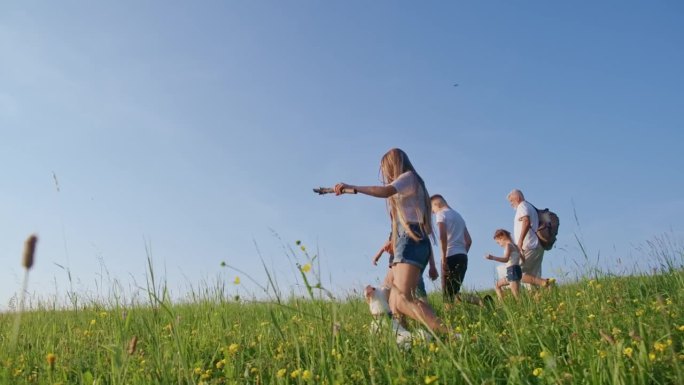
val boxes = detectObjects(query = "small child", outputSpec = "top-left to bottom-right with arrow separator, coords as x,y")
485,229 -> 526,300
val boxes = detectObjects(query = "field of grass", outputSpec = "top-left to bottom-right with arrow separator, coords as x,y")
1,243 -> 683,385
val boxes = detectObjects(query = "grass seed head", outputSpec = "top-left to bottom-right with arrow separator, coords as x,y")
22,234 -> 38,270
128,336 -> 138,355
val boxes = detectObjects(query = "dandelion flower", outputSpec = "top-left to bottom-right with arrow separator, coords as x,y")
277,369 -> 287,378
623,347 -> 634,358
233,276 -> 240,285
300,263 -> 311,273
424,375 -> 438,384
649,352 -> 657,362
302,370 -> 312,380
654,342 -> 667,352
532,368 -> 544,377
539,351 -> 549,359
90,319 -> 97,326
46,353 -> 56,368
678,325 -> 684,332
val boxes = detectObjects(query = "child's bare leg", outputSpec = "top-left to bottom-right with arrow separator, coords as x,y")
510,280 -> 521,299
382,269 -> 394,289
494,278 -> 508,301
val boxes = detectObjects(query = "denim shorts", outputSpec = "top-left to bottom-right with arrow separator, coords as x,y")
392,223 -> 430,271
506,265 -> 522,282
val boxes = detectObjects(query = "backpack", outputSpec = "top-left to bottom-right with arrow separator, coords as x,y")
531,204 -> 559,250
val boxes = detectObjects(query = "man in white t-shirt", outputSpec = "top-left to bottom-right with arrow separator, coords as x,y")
507,189 -> 553,288
431,194 -> 484,307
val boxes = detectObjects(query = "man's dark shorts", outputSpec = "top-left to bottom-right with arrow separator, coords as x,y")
443,253 -> 468,302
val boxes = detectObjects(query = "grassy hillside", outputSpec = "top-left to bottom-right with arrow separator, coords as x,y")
1,261 -> 683,384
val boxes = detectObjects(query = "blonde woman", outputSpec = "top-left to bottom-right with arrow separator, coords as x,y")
335,148 -> 447,334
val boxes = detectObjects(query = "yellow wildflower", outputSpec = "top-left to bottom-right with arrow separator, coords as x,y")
46,353 -> 56,368
90,319 -> 97,326
302,370 -> 312,380
290,369 -> 301,379
233,276 -> 240,285
598,350 -> 607,358
635,309 -> 644,317
678,325 -> 684,332
649,352 -> 657,362
194,367 -> 202,375
424,375 -> 438,384
532,368 -> 544,377
539,351 -> 549,359
623,347 -> 634,358
654,342 -> 667,352
300,263 -> 311,273
277,369 -> 287,378
228,343 -> 239,355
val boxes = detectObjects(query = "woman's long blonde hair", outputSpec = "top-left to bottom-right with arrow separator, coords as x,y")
380,148 -> 433,243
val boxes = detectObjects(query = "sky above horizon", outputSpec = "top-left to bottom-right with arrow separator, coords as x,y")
1,1 -> 683,310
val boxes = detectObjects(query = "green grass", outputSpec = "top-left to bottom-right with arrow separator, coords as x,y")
2,252 -> 683,385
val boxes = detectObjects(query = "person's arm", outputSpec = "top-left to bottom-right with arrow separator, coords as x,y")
519,248 -> 526,264
486,246 -> 511,263
428,247 -> 438,281
464,227 -> 472,253
372,242 -> 388,266
334,183 -> 396,198
438,222 -> 448,262
518,215 -> 530,252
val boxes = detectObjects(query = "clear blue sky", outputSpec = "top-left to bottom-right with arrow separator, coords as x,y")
1,1 -> 683,310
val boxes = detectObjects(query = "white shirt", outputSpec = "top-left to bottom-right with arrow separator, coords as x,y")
390,171 -> 424,223
434,207 -> 468,256
506,245 -> 521,268
514,200 -> 539,250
